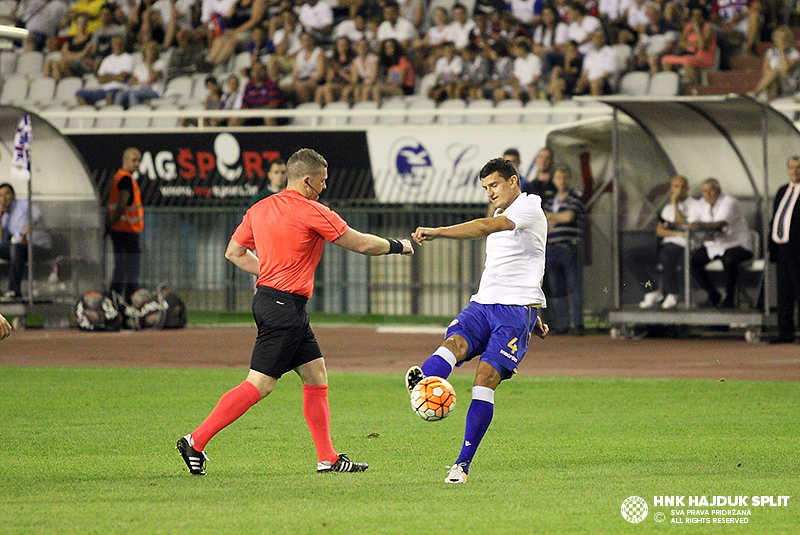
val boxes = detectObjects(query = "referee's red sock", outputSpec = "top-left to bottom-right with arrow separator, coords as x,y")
191,380 -> 261,451
303,384 -> 338,463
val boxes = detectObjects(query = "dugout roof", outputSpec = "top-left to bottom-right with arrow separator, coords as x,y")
545,95 -> 799,313
0,106 -> 103,301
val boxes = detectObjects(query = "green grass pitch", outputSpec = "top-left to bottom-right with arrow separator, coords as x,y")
1,367 -> 798,534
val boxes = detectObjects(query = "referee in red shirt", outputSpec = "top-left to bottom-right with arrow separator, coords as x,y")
177,148 -> 413,475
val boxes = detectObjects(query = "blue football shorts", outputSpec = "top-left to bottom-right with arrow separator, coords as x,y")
445,301 -> 539,380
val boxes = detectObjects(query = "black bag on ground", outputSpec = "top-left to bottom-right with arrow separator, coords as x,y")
118,285 -> 187,330
157,284 -> 187,329
74,291 -> 123,331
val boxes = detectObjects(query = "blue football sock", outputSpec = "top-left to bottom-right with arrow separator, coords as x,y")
455,386 -> 495,474
421,346 -> 457,379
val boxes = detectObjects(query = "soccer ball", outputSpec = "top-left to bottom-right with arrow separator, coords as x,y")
410,376 -> 456,421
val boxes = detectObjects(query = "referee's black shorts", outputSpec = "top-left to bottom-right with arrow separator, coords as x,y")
250,286 -> 323,378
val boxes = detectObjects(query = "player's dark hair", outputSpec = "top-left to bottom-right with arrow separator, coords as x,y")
287,148 -> 327,182
479,157 -> 517,181
0,183 -> 14,195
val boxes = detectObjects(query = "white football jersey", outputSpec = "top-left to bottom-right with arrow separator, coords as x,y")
472,192 -> 548,307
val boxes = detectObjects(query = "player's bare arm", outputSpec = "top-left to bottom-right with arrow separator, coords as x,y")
224,239 -> 260,275
412,216 -> 515,244
333,228 -> 414,255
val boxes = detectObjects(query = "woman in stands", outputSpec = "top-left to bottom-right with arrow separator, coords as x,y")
660,8 -> 716,86
44,13 -> 94,82
287,31 -> 326,104
343,37 -> 379,103
371,38 -> 415,104
749,25 -> 800,101
315,37 -> 355,105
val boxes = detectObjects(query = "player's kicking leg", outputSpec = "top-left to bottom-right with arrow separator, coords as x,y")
405,336 -> 467,394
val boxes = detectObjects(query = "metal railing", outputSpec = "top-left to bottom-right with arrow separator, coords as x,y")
40,99 -> 615,131
141,204 -> 486,315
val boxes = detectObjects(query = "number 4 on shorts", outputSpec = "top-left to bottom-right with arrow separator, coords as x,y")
507,337 -> 518,354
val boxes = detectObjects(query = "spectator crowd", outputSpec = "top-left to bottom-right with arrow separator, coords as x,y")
2,0 -> 798,122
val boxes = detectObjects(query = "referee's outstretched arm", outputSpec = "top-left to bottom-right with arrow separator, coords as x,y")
333,229 -> 414,256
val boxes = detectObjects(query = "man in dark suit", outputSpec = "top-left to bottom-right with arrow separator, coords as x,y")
768,156 -> 800,344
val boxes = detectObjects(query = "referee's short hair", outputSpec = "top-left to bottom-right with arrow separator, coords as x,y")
287,148 -> 328,182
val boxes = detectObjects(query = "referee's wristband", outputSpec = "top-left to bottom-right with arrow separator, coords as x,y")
387,239 -> 404,255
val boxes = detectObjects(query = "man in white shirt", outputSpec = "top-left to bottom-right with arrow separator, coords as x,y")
492,36 -> 542,102
404,157 -> 549,484
689,178 -> 754,308
509,0 -> 542,27
566,2 -> 603,55
298,0 -> 334,42
76,36 -> 134,105
332,8 -> 374,44
768,156 -> 800,343
376,1 -> 418,48
597,0 -> 632,25
445,3 -> 477,50
574,29 -> 619,95
639,175 -> 701,310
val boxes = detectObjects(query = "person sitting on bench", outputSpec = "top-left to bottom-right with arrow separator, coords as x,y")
689,178 -> 753,308
0,183 -> 52,301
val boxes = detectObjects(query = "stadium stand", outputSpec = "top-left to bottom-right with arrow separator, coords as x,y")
2,0 -> 797,130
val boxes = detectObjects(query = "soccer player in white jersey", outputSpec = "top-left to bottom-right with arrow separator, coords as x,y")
406,157 -> 549,484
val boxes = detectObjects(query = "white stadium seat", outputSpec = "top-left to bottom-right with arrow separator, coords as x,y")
465,98 -> 493,125
350,101 -> 379,126
22,76 -> 56,108
319,101 -> 349,127
0,75 -> 29,105
123,104 -> 153,128
619,71 -> 650,96
163,76 -> 195,102
292,102 -> 321,127
15,51 -> 44,78
378,97 -> 407,125
493,99 -> 522,125
406,98 -> 436,125
53,76 -> 83,106
95,105 -> 125,129
522,99 -> 551,125
648,71 -> 680,97
438,98 -> 466,125
550,100 -> 581,125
